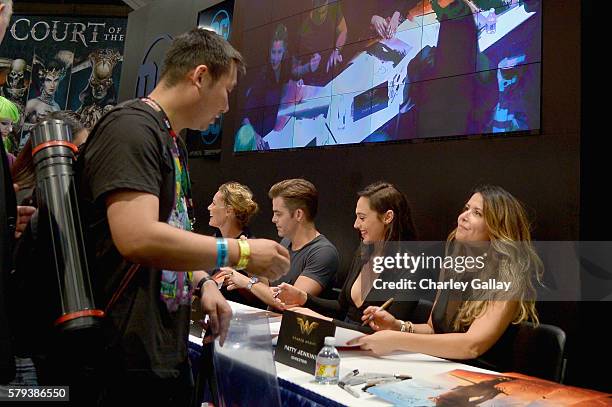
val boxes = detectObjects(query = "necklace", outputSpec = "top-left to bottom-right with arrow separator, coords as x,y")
38,90 -> 55,105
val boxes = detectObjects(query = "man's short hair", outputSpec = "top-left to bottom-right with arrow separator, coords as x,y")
160,28 -> 245,87
268,179 -> 318,221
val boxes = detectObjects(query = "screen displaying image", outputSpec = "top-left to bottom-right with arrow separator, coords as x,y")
187,0 -> 235,157
233,0 -> 541,152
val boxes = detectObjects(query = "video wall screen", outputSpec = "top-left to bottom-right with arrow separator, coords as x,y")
233,0 -> 541,152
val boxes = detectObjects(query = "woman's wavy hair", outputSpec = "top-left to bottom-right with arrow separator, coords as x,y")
218,182 -> 259,229
446,185 -> 543,331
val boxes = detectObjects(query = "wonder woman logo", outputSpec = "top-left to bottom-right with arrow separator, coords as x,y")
296,317 -> 319,335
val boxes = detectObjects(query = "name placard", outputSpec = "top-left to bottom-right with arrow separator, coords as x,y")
274,310 -> 336,375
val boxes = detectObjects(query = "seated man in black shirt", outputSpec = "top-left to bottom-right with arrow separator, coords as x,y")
220,178 -> 339,309
67,29 -> 290,406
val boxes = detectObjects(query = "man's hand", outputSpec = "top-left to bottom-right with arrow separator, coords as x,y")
272,282 -> 307,309
326,48 -> 343,72
255,133 -> 269,150
15,206 -> 36,239
216,267 -> 249,290
199,280 -> 232,346
246,239 -> 290,281
386,11 -> 401,38
13,183 -> 36,239
371,15 -> 389,39
310,53 -> 321,73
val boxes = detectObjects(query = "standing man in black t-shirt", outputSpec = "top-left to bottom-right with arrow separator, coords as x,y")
74,29 -> 289,406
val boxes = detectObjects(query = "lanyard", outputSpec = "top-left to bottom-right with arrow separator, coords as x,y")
142,97 -> 178,138
141,97 -> 194,225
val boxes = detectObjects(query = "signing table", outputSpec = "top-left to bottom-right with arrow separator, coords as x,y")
189,301 -> 494,407
275,349 -> 494,406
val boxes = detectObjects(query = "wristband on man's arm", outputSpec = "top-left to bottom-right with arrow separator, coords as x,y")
216,238 -> 229,269
235,239 -> 250,270
194,275 -> 213,298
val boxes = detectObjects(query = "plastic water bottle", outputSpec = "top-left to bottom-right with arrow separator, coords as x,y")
315,336 -> 340,384
486,8 -> 497,34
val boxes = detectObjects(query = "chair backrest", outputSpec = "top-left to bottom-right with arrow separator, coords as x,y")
511,321 -> 567,382
412,299 -> 434,324
474,321 -> 566,383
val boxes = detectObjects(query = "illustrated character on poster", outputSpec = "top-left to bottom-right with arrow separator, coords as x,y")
432,377 -> 513,406
23,54 -> 71,136
0,57 -> 31,111
76,49 -> 121,128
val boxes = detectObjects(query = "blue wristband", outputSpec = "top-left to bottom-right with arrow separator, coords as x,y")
216,238 -> 228,268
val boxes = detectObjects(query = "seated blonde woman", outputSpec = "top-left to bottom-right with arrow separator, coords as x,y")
206,182 -> 265,307
349,185 -> 543,364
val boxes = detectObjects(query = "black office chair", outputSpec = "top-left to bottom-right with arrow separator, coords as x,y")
511,321 -> 567,382
475,321 -> 567,383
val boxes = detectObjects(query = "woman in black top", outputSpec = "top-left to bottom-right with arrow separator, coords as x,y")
274,181 -> 419,327
350,185 -> 543,361
207,182 -> 264,308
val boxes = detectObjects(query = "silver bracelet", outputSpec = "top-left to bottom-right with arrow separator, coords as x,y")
399,320 -> 414,333
399,320 -> 407,332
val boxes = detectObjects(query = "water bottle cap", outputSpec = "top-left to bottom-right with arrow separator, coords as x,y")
324,336 -> 336,346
